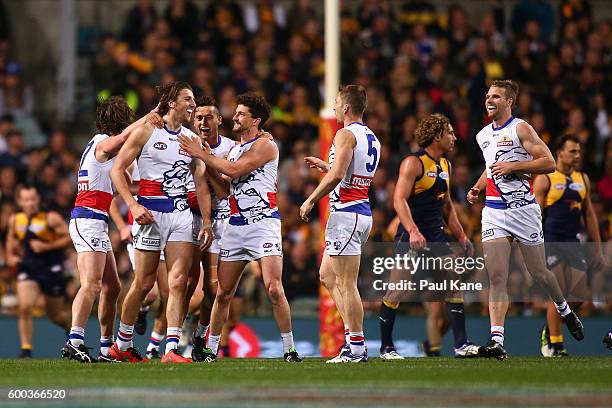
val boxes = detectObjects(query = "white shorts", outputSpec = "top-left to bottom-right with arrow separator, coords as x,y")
220,218 -> 282,261
132,210 -> 192,251
325,211 -> 372,256
481,204 -> 544,245
207,218 -> 228,254
127,242 -> 164,270
69,218 -> 112,253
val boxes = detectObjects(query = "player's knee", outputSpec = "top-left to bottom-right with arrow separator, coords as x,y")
168,274 -> 187,294
135,279 -> 156,297
487,271 -> 508,289
102,277 -> 121,298
319,273 -> 334,291
81,279 -> 103,297
18,304 -> 32,318
216,289 -> 233,306
266,281 -> 285,304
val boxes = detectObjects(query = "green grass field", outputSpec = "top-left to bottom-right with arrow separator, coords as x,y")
1,357 -> 611,407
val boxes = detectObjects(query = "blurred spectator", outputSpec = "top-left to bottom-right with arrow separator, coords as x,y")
0,63 -> 34,118
0,129 -> 25,177
121,0 -> 158,50
511,0 -> 555,42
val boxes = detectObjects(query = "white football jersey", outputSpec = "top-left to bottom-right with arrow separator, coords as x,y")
476,117 -> 535,209
74,134 -> 114,217
329,122 -> 380,216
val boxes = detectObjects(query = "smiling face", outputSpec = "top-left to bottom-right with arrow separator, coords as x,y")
485,86 -> 513,121
232,104 -> 258,134
333,93 -> 346,123
171,88 -> 196,123
194,105 -> 221,141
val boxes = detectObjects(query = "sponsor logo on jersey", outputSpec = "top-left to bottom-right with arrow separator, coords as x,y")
142,237 -> 160,246
482,229 -> 494,239
350,175 -> 373,187
553,183 -> 565,190
262,243 -> 273,249
496,136 -> 513,147
426,171 -> 437,178
220,249 -> 229,257
78,180 -> 89,192
511,191 -> 525,200
439,171 -> 449,180
482,141 -> 490,149
569,182 -> 584,191
154,142 -> 167,150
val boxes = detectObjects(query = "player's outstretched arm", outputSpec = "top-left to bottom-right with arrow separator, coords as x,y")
393,156 -> 427,250
110,124 -> 155,225
304,156 -> 329,173
97,108 -> 164,160
299,129 -> 355,221
490,122 -> 555,177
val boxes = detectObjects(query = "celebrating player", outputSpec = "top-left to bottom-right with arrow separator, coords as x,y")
63,97 -> 163,362
179,92 -> 301,362
300,85 -> 380,363
378,114 -> 480,360
533,134 -> 603,357
109,82 -> 211,363
7,185 -> 71,358
467,80 -> 584,359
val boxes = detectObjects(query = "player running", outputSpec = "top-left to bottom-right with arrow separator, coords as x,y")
179,92 -> 301,362
7,185 -> 71,358
300,85 -> 379,363
467,80 -> 584,359
109,82 -> 212,363
62,97 -> 162,362
533,134 -> 603,357
378,114 -> 479,360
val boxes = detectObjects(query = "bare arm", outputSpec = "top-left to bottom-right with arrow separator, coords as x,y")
467,169 -> 486,204
443,164 -> 468,243
304,156 -> 330,173
110,123 -> 155,225
490,122 -> 555,177
192,159 -> 213,250
392,156 -> 428,249
206,165 -> 230,199
533,174 -> 550,212
5,215 -> 21,268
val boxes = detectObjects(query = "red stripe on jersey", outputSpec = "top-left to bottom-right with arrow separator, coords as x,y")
339,187 -> 369,203
187,191 -> 198,210
486,178 -> 501,197
127,210 -> 133,225
229,195 -> 239,214
528,178 -> 534,193
138,179 -> 164,196
75,190 -> 113,213
267,192 -> 277,208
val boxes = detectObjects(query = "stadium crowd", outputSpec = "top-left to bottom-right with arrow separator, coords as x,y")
0,0 -> 609,320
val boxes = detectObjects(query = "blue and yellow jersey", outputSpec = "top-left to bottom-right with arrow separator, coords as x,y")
396,151 -> 450,242
14,212 -> 64,269
543,170 -> 586,241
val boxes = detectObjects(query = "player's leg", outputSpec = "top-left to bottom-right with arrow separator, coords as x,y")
480,237 -> 512,358
161,241 -> 192,360
192,252 -> 219,360
259,255 -> 300,361
16,280 -> 40,358
544,261 -> 567,356
184,245 -> 203,319
220,295 -> 243,357
97,250 -> 121,361
65,250 -> 107,362
204,259 -> 247,359
518,243 -> 584,341
379,263 -> 404,359
320,252 -> 350,344
423,301 -> 445,356
146,260 -> 168,359
110,249 -> 159,361
329,254 -> 365,359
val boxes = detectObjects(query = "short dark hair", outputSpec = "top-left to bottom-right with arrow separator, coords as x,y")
156,81 -> 193,116
236,92 -> 271,129
96,96 -> 134,136
415,114 -> 451,147
490,79 -> 519,107
16,183 -> 38,198
553,134 -> 581,155
196,95 -> 220,116
338,84 -> 368,116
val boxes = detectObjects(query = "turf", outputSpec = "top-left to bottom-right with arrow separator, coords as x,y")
1,357 -> 611,407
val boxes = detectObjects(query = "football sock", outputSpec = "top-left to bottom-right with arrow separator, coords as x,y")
446,301 -> 468,348
194,322 -> 208,339
281,332 -> 294,354
165,327 -> 181,354
344,325 -> 350,345
379,300 -> 399,350
550,334 -> 564,350
100,336 -> 113,356
69,326 -> 85,347
555,301 -> 571,317
208,334 -> 221,355
349,331 -> 366,356
116,322 -> 134,351
490,325 -> 505,345
147,331 -> 165,352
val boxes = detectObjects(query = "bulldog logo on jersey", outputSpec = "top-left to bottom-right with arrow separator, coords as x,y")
162,160 -> 190,211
